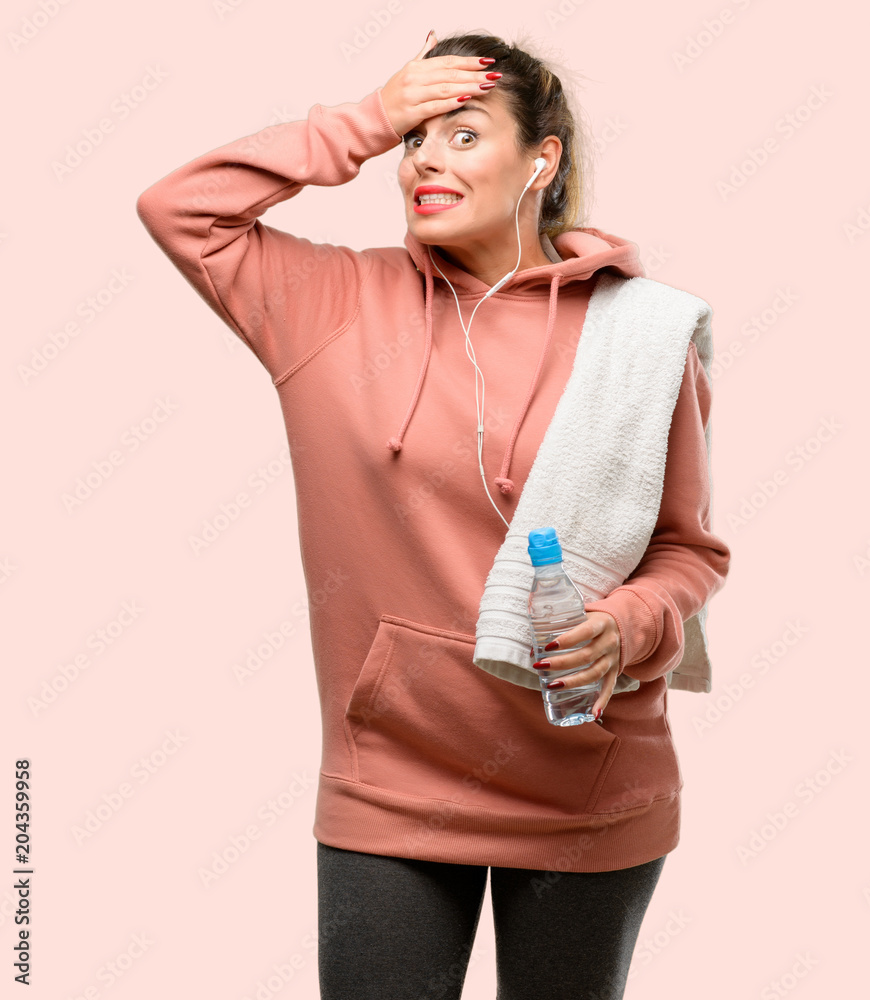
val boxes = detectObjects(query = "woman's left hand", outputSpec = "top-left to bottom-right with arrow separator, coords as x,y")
530,612 -> 621,719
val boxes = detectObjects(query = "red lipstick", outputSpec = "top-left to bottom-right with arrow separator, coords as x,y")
413,185 -> 465,215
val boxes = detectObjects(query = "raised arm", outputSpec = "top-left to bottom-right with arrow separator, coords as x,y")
135,88 -> 404,382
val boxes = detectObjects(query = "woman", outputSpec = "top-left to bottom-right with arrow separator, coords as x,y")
137,29 -> 730,1000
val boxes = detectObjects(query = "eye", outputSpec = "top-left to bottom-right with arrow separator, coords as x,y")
451,127 -> 478,146
403,127 -> 480,151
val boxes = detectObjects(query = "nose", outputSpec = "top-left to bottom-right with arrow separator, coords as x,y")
409,136 -> 444,175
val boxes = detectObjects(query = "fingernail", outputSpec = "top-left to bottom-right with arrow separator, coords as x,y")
479,57 -> 496,65
546,680 -> 565,690
595,708 -> 602,720
485,72 -> 502,80
427,29 -> 434,40
456,95 -> 472,102
532,660 -> 551,670
544,640 -> 559,651
479,82 -> 497,90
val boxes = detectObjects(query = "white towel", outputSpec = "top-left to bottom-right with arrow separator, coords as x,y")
473,272 -> 715,695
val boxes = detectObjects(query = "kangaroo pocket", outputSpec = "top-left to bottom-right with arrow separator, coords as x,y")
343,615 -> 622,816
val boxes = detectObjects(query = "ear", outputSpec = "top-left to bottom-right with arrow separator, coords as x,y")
530,136 -> 563,190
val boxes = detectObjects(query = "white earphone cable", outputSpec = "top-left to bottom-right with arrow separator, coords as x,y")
426,164 -> 538,529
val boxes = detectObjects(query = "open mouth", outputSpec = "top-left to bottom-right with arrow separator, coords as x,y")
415,193 -> 465,206
413,190 -> 465,214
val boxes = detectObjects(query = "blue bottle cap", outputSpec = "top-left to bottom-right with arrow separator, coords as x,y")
528,527 -> 562,566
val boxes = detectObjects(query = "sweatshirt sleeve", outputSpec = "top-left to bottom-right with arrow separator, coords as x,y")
135,87 -> 404,383
583,340 -> 731,684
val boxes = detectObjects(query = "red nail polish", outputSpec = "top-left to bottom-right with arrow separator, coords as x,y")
485,72 -> 502,80
546,680 -> 565,690
479,82 -> 497,90
479,57 -> 496,65
456,95 -> 472,102
532,660 -> 551,670
544,640 -> 559,651
595,708 -> 602,720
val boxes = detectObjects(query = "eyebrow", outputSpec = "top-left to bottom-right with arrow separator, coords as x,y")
404,104 -> 493,135
442,104 -> 492,121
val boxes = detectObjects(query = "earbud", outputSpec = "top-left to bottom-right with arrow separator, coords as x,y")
484,158 -> 549,300
524,157 -> 547,190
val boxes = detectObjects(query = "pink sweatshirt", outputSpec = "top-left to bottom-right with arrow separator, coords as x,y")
136,87 -> 731,872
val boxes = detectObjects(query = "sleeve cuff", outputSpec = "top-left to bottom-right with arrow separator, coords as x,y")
364,87 -> 405,149
584,587 -> 659,675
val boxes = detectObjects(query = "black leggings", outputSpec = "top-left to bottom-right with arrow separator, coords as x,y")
317,841 -> 667,1000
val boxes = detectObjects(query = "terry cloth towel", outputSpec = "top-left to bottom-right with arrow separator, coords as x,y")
473,272 -> 715,695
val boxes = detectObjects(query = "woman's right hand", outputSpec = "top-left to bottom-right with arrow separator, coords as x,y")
380,31 -> 500,138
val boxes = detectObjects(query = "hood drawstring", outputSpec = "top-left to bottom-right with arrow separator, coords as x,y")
385,260 -> 435,454
495,273 -> 561,495
387,257 -> 562,498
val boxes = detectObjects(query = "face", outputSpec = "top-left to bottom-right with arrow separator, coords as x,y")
398,89 -> 539,253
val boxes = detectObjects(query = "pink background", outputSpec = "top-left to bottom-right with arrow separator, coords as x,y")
3,1 -> 867,996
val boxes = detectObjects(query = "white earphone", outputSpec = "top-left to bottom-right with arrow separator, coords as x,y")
427,156 -> 549,528
483,157 -> 547,299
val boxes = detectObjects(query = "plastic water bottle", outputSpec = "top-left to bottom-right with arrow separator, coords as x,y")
527,527 -> 602,726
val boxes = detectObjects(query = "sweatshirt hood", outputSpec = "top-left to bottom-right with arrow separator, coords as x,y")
386,226 -> 646,495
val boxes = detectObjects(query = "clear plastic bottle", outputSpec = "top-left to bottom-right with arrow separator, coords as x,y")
527,527 -> 602,726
